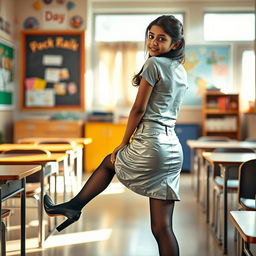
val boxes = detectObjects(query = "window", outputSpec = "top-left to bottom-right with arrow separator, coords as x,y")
92,14 -> 183,111
204,13 -> 255,41
240,50 -> 255,110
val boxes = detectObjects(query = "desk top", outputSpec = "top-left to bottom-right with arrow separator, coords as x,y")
187,140 -> 256,150
0,165 -> 42,180
202,152 -> 256,165
0,143 -> 83,153
0,153 -> 67,165
230,211 -> 256,243
17,137 -> 92,145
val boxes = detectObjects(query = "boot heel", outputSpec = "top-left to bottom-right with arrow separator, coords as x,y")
56,218 -> 76,232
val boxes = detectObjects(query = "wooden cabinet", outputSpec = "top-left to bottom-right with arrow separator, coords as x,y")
14,120 -> 84,142
202,92 -> 240,140
84,122 -> 126,172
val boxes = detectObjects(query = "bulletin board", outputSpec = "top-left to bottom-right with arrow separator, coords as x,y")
20,30 -> 85,110
0,38 -> 14,110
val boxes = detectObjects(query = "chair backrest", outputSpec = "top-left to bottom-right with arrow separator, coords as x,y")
1,149 -> 51,182
245,137 -> 256,142
198,136 -> 231,142
212,147 -> 255,179
238,159 -> 256,203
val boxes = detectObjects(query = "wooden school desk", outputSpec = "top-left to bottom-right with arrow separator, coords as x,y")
0,143 -> 84,193
17,137 -> 92,174
17,137 -> 92,146
0,153 -> 68,248
230,211 -> 256,256
203,152 -> 256,254
186,140 -> 256,202
0,165 -> 42,256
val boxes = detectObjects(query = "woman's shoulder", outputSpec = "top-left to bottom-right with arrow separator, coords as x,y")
144,57 -> 169,70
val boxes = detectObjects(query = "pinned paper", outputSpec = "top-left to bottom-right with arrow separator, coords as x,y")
25,77 -> 47,90
67,82 -> 77,94
54,82 -> 66,95
34,78 -> 47,90
59,68 -> 69,80
45,68 -> 60,82
26,89 -> 55,106
43,55 -> 63,66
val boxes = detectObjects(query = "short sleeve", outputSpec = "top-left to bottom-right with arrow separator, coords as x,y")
140,57 -> 159,87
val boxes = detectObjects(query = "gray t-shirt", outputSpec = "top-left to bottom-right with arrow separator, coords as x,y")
141,56 -> 188,127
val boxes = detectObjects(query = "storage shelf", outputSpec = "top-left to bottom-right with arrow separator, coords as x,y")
202,92 -> 240,140
205,110 -> 238,115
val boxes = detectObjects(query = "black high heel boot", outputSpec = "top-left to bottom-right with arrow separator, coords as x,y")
44,194 -> 81,232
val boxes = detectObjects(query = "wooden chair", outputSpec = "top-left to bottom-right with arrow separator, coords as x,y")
211,148 -> 255,241
238,159 -> 256,211
194,136 -> 231,203
38,141 -> 76,197
1,209 -> 11,256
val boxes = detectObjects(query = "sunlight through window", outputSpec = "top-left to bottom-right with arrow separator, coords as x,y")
241,50 -> 255,109
204,13 -> 255,41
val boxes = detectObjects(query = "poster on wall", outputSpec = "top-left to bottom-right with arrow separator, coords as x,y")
0,38 -> 15,110
21,30 -> 84,110
183,45 -> 231,106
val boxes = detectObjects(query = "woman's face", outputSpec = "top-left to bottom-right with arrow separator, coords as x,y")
146,25 -> 175,56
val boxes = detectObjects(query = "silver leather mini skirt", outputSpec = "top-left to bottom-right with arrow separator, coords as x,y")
115,121 -> 183,201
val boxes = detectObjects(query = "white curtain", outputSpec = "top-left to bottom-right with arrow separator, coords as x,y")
93,41 -> 145,111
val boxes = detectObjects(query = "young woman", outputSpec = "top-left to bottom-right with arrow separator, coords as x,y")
44,15 -> 188,256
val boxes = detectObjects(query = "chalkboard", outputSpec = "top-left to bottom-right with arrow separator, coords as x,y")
20,31 -> 84,110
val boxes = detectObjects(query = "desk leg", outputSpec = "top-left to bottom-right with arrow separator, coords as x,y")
39,167 -> 45,248
206,162 -> 210,223
76,148 -> 83,190
21,178 -> 26,256
190,149 -> 195,190
54,172 -> 57,227
223,165 -> 228,254
63,157 -> 68,201
197,152 -> 202,202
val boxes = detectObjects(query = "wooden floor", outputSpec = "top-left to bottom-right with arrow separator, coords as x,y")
4,173 -> 255,256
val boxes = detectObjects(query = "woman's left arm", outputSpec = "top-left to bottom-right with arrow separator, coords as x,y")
111,78 -> 153,163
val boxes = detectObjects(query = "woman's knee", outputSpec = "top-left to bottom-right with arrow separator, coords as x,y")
102,154 -> 115,173
151,220 -> 171,239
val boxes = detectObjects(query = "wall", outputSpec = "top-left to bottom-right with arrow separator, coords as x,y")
0,0 -> 15,142
87,0 -> 254,126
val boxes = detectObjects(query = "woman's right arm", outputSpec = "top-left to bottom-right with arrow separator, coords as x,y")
110,78 -> 153,163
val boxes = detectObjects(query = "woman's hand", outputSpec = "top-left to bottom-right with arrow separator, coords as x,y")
111,143 -> 127,164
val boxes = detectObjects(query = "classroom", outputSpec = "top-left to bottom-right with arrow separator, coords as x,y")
0,0 -> 255,255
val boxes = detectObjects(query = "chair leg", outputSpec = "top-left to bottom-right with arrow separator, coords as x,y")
1,221 -> 7,256
211,188 -> 216,227
216,191 -> 223,243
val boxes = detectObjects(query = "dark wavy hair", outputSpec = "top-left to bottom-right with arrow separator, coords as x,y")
132,15 -> 185,86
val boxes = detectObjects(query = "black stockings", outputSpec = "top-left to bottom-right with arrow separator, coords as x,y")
57,154 -> 179,256
150,198 -> 179,256
65,154 -> 115,211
